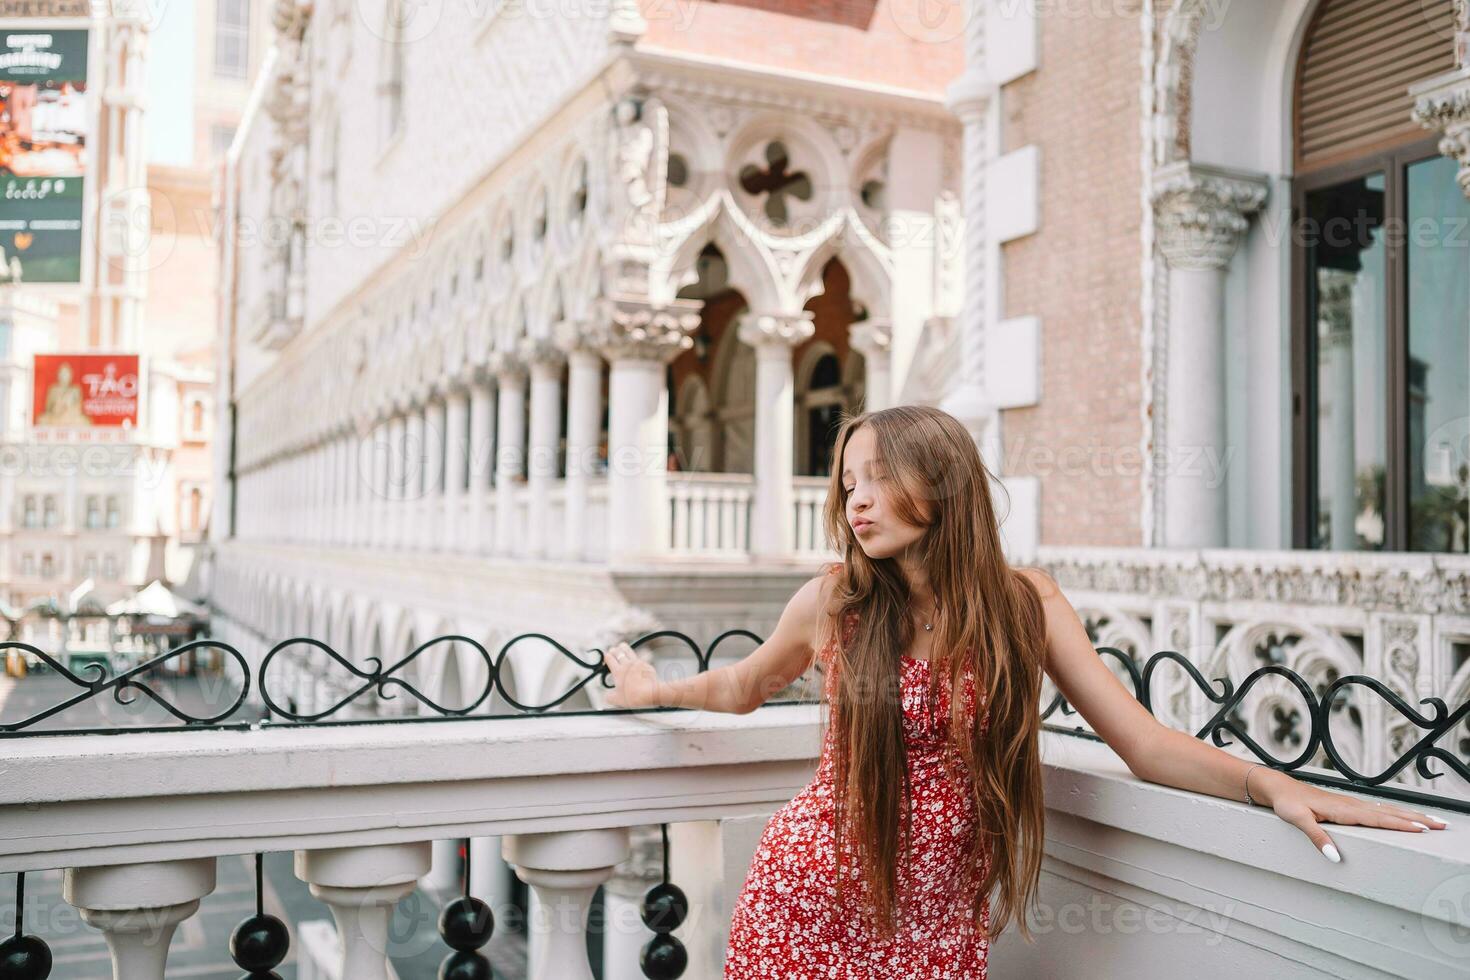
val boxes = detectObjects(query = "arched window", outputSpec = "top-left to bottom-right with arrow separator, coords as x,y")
802,352 -> 845,477
379,0 -> 408,146
1293,0 -> 1466,554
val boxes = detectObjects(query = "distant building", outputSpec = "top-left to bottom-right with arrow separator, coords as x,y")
0,0 -> 266,613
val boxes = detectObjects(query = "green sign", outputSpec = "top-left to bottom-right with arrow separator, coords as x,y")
0,28 -> 89,283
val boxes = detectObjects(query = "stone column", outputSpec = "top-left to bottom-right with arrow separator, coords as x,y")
848,318 -> 893,412
737,311 -> 814,558
940,23 -> 998,455
493,353 -> 528,556
521,338 -> 566,559
372,412 -> 394,550
425,397 -> 447,546
557,322 -> 602,561
467,374 -> 496,554
591,296 -> 702,563
1315,269 -> 1358,550
443,385 -> 470,552
1152,161 -> 1267,549
403,405 -> 426,548
353,423 -> 372,548
64,857 -> 217,980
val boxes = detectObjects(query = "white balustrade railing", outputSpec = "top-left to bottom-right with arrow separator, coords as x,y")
792,476 -> 832,556
669,473 -> 752,557
0,705 -> 823,980
4,705 -> 1464,979
234,462 -> 848,562
1036,546 -> 1470,802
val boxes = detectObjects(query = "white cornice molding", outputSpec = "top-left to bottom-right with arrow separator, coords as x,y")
625,46 -> 960,131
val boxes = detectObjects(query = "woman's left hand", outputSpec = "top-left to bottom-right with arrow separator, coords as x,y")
1263,773 -> 1450,862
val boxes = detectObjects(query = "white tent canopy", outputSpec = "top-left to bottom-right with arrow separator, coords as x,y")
105,580 -> 208,620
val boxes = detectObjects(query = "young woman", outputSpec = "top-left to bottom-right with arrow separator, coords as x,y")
602,405 -> 1448,977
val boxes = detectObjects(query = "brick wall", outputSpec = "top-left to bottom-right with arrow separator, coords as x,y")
999,7 -> 1146,547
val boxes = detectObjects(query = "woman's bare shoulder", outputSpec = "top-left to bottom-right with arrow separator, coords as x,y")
1014,565 -> 1060,601
788,563 -> 841,620
777,564 -> 843,654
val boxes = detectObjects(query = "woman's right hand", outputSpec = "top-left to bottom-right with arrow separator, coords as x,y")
603,642 -> 662,709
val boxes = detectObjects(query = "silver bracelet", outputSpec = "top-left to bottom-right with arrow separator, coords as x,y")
1243,764 -> 1262,806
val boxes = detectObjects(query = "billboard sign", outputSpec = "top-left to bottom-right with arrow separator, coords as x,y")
32,353 -> 139,428
0,28 -> 88,283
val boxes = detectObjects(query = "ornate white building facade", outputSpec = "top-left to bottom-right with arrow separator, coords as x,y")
199,0 -> 1470,972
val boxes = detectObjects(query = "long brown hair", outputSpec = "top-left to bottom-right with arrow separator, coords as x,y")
816,404 -> 1047,943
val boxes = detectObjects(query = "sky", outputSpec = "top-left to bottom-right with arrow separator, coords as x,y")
144,0 -> 196,166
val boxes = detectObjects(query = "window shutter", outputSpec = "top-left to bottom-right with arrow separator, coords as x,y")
1296,0 -> 1457,171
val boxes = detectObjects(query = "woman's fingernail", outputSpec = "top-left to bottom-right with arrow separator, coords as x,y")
1412,821 -> 1430,831
1434,818 -> 1450,827
1321,843 -> 1341,863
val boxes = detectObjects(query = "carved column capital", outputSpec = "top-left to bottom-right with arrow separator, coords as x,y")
488,349 -> 526,383
847,317 -> 893,358
590,295 -> 702,363
736,310 -> 816,350
1152,162 -> 1268,271
517,336 -> 566,377
1412,66 -> 1470,199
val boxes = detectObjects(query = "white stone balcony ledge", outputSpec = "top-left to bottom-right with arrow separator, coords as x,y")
0,711 -> 1465,978
0,703 -> 825,871
993,733 -> 1469,980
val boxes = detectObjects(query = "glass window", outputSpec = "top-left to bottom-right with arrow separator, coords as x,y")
1405,155 -> 1470,552
1297,150 -> 1469,554
22,495 -> 35,528
1304,174 -> 1388,550
85,495 -> 100,529
106,496 -> 121,528
215,0 -> 250,79
42,496 -> 57,528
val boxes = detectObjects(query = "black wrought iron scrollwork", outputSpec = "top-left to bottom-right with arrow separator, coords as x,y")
2,630 -> 1465,814
1318,675 -> 1470,787
259,634 -> 496,721
0,640 -> 251,738
1042,647 -> 1470,815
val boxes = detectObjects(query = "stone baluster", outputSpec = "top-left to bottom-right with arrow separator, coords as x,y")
63,857 -> 217,980
295,842 -> 432,980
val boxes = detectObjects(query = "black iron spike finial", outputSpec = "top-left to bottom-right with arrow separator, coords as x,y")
438,838 -> 494,980
228,853 -> 289,979
639,824 -> 689,979
0,873 -> 51,980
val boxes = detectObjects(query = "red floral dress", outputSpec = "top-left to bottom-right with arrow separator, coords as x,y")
723,609 -> 992,979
